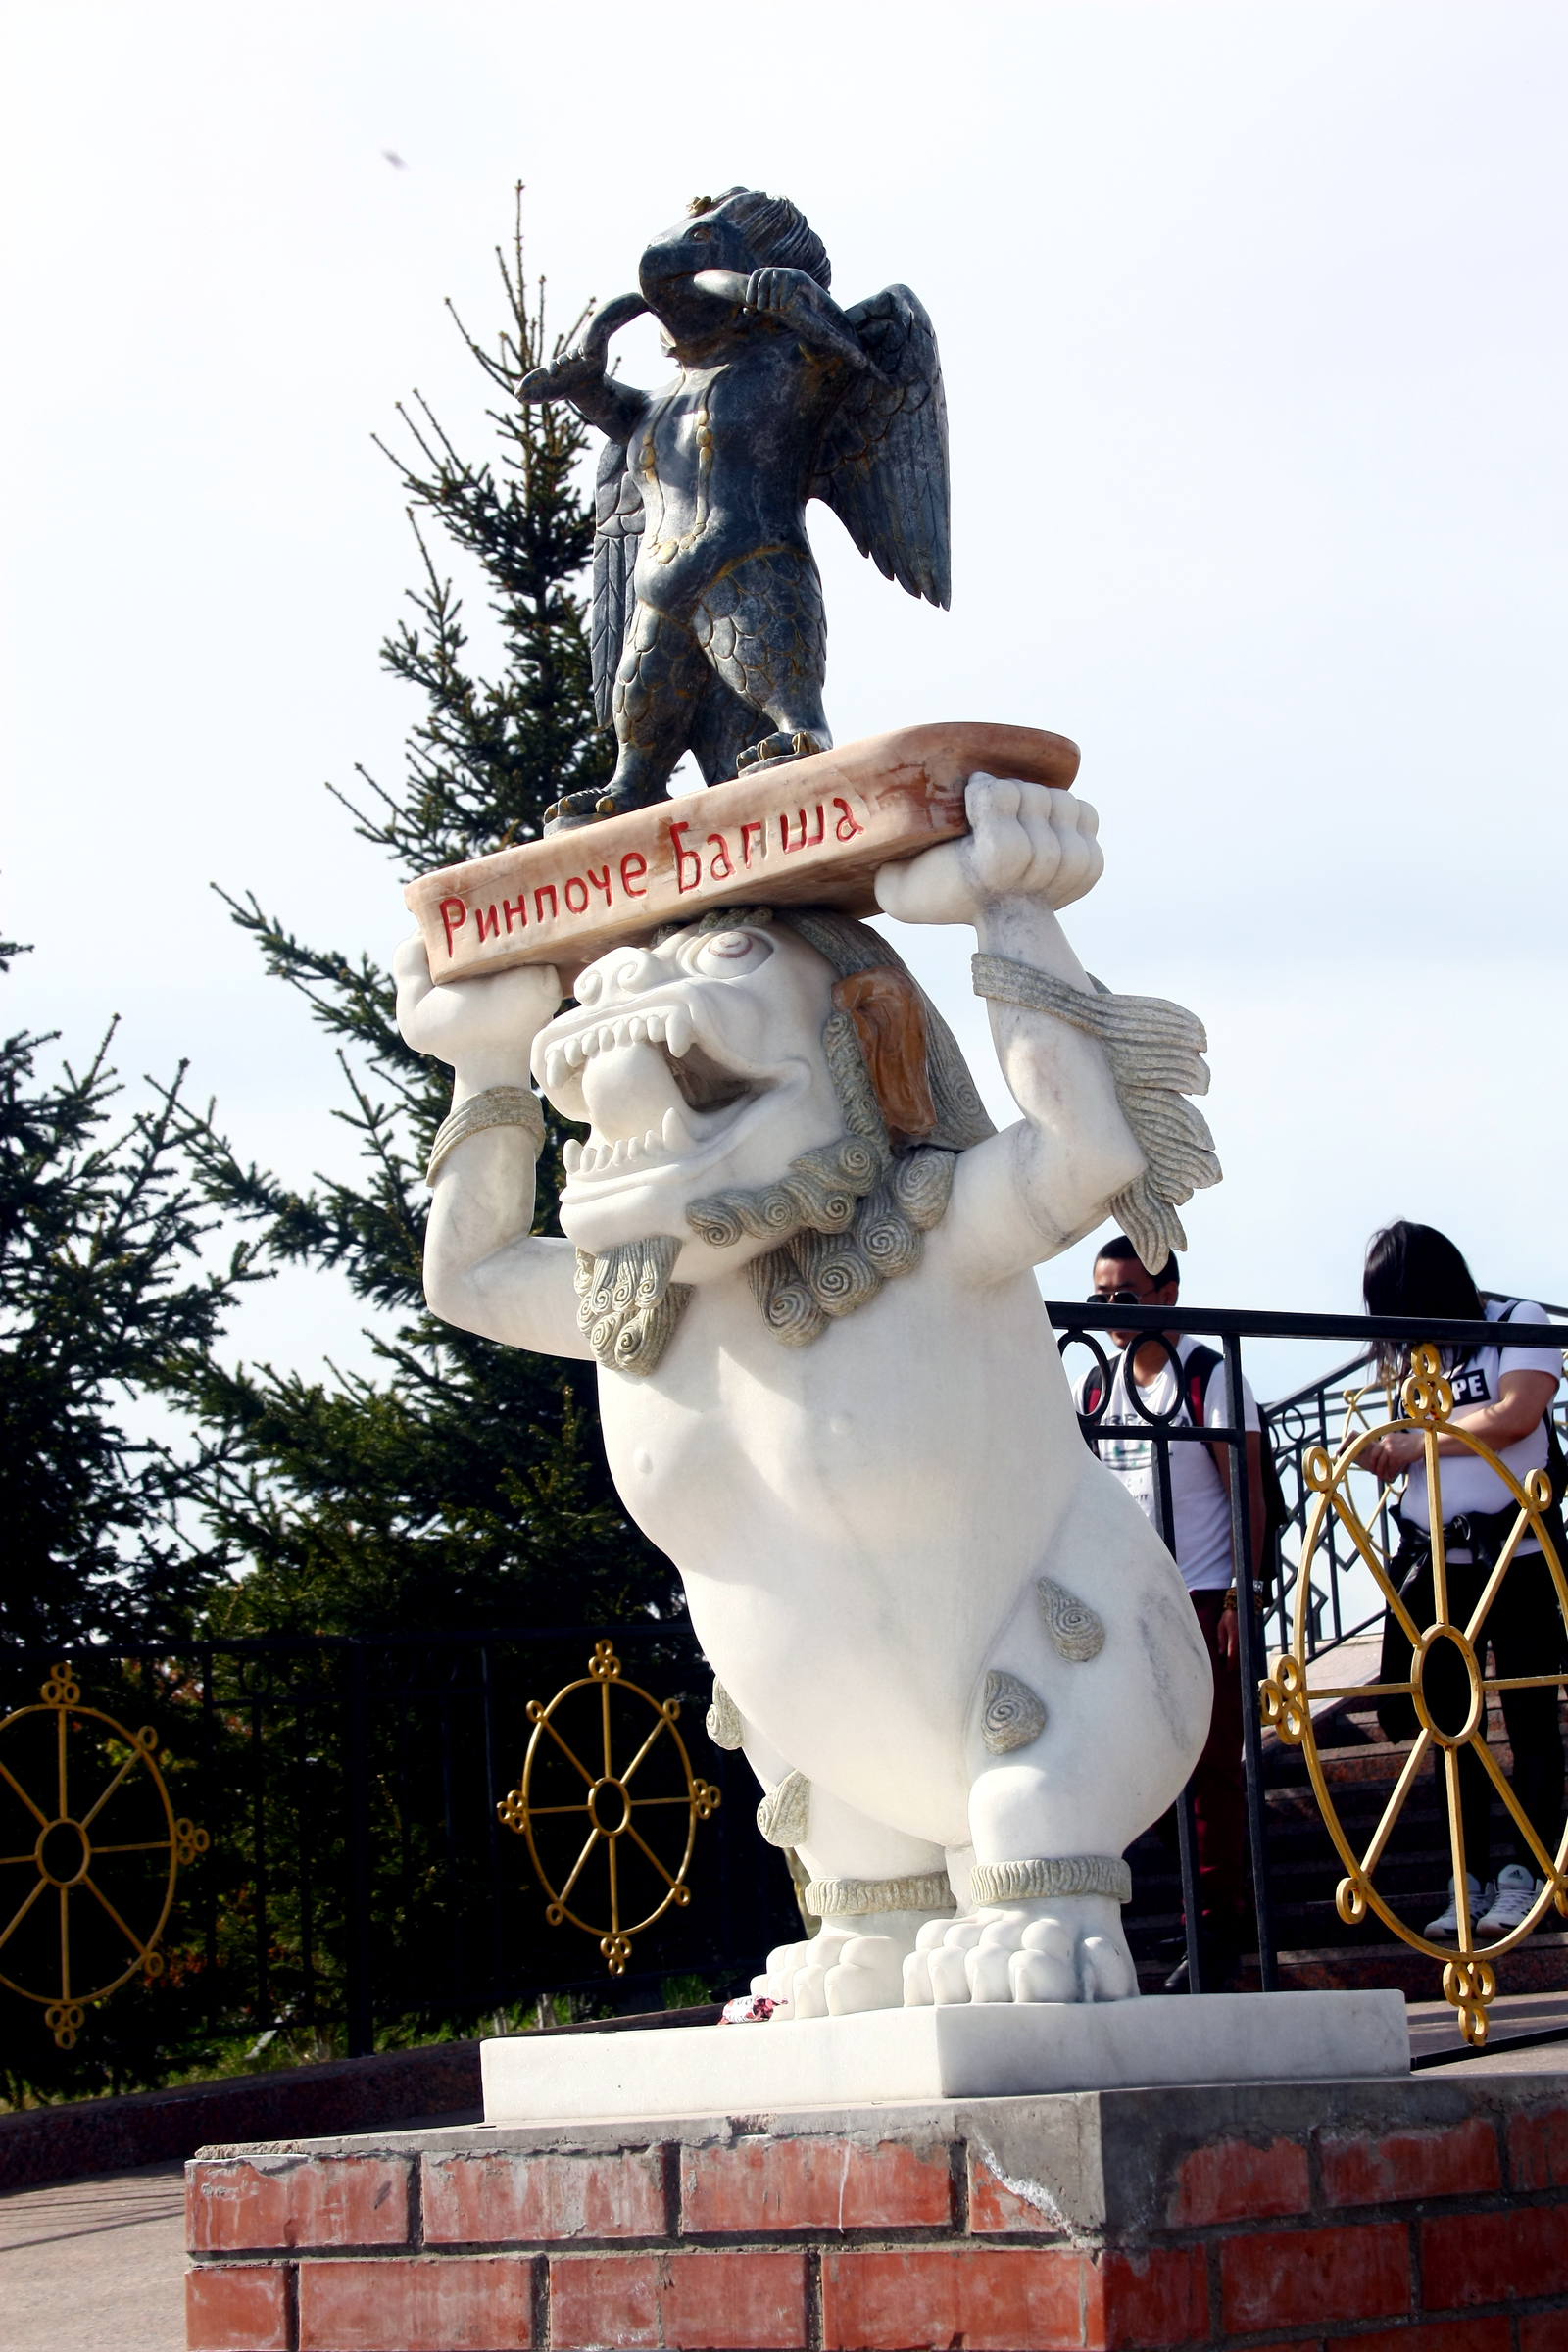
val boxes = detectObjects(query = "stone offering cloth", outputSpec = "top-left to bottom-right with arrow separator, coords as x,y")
405,723 -> 1077,989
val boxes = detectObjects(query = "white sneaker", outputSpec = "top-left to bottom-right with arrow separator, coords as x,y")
1475,1863 -> 1544,1937
1424,1874 -> 1492,1938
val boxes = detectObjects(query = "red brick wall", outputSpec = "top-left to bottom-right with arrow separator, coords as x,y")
186,2100 -> 1568,2350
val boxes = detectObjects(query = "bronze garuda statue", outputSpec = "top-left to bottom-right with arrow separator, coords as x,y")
516,187 -> 950,832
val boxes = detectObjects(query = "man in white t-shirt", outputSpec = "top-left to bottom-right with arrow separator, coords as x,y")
1361,1261 -> 1564,1941
1074,1236 -> 1266,1989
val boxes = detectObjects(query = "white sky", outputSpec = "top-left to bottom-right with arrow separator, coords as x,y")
3,2 -> 1564,1406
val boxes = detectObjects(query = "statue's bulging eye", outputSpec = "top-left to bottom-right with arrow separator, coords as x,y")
575,967 -> 604,1005
693,930 -> 772,973
690,225 -> 712,242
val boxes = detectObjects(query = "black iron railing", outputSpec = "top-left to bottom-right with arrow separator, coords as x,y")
0,1624 -> 798,2080
7,1298 -> 1564,2083
1048,1298 -> 1568,1995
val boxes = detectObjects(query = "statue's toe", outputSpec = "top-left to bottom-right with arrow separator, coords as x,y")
927,1944 -> 973,2005
1009,1946 -> 1075,2003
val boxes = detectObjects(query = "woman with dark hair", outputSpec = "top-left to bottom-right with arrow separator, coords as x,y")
1361,1220 -> 1565,1941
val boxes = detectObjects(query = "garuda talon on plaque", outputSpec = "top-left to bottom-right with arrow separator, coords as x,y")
515,186 -> 949,833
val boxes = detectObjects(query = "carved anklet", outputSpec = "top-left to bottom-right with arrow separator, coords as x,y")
803,1872 -> 956,1918
968,1854 -> 1132,1906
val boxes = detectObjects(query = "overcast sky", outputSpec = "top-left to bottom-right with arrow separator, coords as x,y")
3,3 -> 1564,1402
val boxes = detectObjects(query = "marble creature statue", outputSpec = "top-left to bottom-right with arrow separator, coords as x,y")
396,776 -> 1222,2013
514,186 -> 948,832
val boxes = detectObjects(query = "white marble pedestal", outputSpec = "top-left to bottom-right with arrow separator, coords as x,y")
480,1991 -> 1408,2124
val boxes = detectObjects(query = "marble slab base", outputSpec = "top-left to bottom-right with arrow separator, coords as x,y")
481,1990 -> 1408,2124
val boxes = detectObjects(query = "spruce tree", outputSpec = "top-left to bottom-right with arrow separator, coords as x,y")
182,204 -> 677,1636
0,944 -> 253,1648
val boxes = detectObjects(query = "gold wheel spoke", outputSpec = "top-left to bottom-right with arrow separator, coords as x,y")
535,1716 -> 596,1788
1329,1491 -> 1423,1643
608,1831 -> 619,1934
625,1795 -> 692,1807
1463,1518 -> 1532,1650
0,1872 -> 49,1956
1359,1729 -> 1433,1881
0,1758 -> 49,1830
623,1821 -> 681,1892
617,1716 -> 669,1788
554,1826 -> 603,1910
1427,1432 -> 1449,1627
1464,1732 -> 1564,1886
0,1852 -> 41,1868
1298,1680 -> 1415,1705
89,1839 -> 172,1856
78,1748 -> 148,1833
520,1803 -> 592,1818
81,1873 -> 150,1961
57,1710 -> 67,1823
1443,1747 -> 1471,1948
1484,1672 -> 1568,1693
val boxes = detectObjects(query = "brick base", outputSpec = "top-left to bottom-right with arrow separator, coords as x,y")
186,2068 -> 1568,2349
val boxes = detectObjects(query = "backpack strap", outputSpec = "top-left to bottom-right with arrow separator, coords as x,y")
1183,1341 -> 1223,1429
1080,1348 -> 1124,1421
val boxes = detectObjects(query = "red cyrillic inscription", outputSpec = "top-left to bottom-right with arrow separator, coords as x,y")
534,885 -> 558,923
780,806 -> 825,854
476,905 -> 501,941
440,898 -> 467,956
740,821 -> 763,867
586,864 -> 612,906
708,833 -> 734,881
564,876 -> 589,913
833,797 -> 864,841
620,852 -> 648,898
669,821 -> 701,892
501,895 -> 527,932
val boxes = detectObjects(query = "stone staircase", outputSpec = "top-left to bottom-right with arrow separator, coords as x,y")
1124,1680 -> 1568,2000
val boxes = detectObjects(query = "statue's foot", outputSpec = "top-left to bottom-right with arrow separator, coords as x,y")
904,1899 -> 1139,2007
542,784 -> 653,834
752,1911 -> 938,2019
734,729 -> 827,774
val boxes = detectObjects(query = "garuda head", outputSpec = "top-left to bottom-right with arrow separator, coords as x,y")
638,186 -> 831,319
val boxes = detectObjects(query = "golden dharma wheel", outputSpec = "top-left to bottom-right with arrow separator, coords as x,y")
1261,1347 -> 1568,2046
0,1666 -> 207,2046
498,1642 -> 719,1975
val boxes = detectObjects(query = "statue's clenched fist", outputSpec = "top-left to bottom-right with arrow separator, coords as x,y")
393,936 -> 562,1074
874,775 -> 1103,927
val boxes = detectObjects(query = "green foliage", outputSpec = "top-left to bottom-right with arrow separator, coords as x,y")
178,200 -> 676,1637
0,948 -> 256,1648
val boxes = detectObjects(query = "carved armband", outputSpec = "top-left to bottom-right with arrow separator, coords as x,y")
426,1087 -> 547,1188
971,953 -> 1221,1273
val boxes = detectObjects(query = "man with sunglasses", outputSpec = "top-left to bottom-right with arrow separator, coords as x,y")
1074,1236 -> 1265,1990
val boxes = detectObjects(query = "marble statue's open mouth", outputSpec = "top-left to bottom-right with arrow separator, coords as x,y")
535,1004 -> 780,1193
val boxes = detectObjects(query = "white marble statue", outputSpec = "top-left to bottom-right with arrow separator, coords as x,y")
396,775 -> 1221,2015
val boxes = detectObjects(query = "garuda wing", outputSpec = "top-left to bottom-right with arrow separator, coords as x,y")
590,437 -> 644,725
809,284 -> 950,609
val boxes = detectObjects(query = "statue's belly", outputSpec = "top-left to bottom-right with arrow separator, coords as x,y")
596,1263 -> 1080,1839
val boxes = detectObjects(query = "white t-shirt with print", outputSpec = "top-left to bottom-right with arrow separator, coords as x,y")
1398,1299 -> 1560,1544
1074,1336 -> 1261,1592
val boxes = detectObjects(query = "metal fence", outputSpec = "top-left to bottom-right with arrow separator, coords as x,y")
0,1624 -> 799,2079
7,1298 -> 1565,2080
1049,1296 -> 1568,1996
